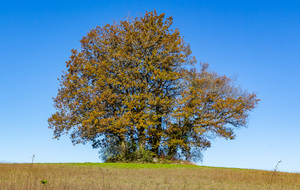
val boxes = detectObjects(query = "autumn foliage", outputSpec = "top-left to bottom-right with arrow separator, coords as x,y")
48,11 -> 259,162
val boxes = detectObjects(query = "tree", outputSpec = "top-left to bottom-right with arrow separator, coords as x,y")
48,10 -> 259,162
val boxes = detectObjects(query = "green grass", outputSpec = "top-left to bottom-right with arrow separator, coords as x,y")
60,162 -> 200,169
43,162 -> 257,171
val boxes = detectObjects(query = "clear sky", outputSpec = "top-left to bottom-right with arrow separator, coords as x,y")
1,0 -> 299,172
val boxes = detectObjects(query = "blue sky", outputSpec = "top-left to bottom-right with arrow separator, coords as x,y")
1,0 -> 299,172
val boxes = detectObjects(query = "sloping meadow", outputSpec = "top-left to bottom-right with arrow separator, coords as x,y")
0,163 -> 299,189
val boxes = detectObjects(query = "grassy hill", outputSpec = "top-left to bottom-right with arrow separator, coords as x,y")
0,163 -> 299,189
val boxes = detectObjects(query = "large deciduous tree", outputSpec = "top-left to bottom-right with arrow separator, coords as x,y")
48,10 -> 259,162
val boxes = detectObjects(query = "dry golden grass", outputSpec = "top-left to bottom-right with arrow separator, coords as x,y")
0,163 -> 299,190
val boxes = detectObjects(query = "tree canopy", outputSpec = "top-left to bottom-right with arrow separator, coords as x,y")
48,10 -> 259,162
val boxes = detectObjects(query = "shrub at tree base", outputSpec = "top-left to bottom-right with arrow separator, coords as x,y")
103,143 -> 155,163
48,10 -> 260,163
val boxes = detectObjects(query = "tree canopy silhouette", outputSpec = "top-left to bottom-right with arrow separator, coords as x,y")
48,10 -> 259,162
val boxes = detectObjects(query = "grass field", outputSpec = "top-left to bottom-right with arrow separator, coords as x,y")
0,163 -> 299,190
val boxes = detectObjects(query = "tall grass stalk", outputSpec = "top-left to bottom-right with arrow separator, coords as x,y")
269,160 -> 282,190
